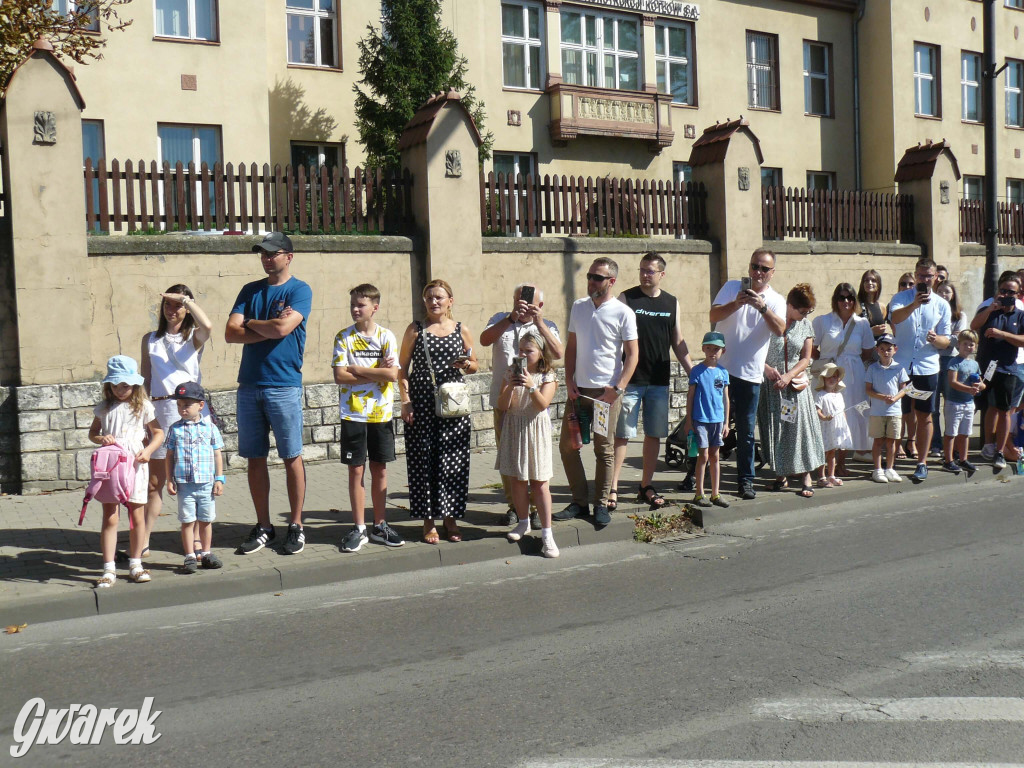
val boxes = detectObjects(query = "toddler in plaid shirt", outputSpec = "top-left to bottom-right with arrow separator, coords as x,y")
164,382 -> 225,573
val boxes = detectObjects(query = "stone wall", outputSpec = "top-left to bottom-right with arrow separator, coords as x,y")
14,363 -> 690,494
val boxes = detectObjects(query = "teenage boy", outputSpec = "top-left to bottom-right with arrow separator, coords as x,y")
943,329 -> 985,476
333,284 -> 404,551
683,332 -> 731,513
164,381 -> 225,573
865,333 -> 910,483
970,272 -> 1024,470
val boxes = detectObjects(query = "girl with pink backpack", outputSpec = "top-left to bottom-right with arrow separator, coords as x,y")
87,356 -> 164,587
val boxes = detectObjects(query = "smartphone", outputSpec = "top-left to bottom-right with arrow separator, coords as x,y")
915,282 -> 930,294
1000,295 -> 1016,308
511,354 -> 526,378
741,276 -> 752,292
453,347 -> 473,366
519,285 -> 535,305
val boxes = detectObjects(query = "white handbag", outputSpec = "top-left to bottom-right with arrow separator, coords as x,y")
421,324 -> 471,419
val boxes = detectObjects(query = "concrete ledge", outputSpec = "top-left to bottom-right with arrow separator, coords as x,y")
87,234 -> 416,256
960,244 -> 1024,258
278,547 -> 442,590
482,236 -> 714,254
765,240 -> 923,256
0,590 -> 98,627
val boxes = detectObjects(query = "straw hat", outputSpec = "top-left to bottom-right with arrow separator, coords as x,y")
815,362 -> 846,391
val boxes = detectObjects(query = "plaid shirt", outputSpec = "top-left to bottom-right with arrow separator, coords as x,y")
165,418 -> 224,484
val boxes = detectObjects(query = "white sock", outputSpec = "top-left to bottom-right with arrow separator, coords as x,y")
184,553 -> 197,562
129,558 -> 141,569
356,524 -> 366,533
199,551 -> 210,558
103,561 -> 115,572
541,527 -> 553,540
511,518 -> 529,537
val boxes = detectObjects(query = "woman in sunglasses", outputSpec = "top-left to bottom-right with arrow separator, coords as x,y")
812,283 -> 876,474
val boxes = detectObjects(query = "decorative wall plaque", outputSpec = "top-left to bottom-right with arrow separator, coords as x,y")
445,149 -> 462,178
507,109 -> 522,126
578,97 -> 655,124
33,111 -> 56,144
684,124 -> 696,139
940,180 -> 950,205
738,167 -> 750,191
181,74 -> 197,91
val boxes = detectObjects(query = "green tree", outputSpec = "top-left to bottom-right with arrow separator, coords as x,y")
353,0 -> 493,169
1,0 -> 132,91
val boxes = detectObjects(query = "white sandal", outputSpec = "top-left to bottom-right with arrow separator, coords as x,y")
129,567 -> 151,583
95,572 -> 117,588
828,476 -> 843,486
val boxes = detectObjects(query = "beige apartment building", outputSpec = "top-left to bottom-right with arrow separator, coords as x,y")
61,0 -> 1024,202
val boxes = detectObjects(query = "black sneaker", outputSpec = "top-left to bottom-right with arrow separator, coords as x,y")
283,523 -> 305,554
739,484 -> 757,500
504,507 -> 518,526
593,504 -> 611,527
369,522 -> 404,548
994,452 -> 1007,470
340,527 -> 368,552
529,510 -> 542,530
942,461 -> 962,474
183,555 -> 198,574
239,525 -> 276,554
201,552 -> 223,569
677,474 -> 695,492
958,459 -> 978,477
553,503 -> 589,521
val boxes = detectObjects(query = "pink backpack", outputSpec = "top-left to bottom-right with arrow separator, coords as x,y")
78,443 -> 137,526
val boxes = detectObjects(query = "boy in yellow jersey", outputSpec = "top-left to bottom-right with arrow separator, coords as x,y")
333,284 -> 403,550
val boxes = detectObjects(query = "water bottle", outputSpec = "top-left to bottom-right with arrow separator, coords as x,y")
687,430 -> 699,458
577,404 -> 592,445
567,406 -> 583,450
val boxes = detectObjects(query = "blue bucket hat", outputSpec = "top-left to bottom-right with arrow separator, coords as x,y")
102,355 -> 144,387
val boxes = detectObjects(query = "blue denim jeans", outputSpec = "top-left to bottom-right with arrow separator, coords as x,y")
729,377 -> 761,488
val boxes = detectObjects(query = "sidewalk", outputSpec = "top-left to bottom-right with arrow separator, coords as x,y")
1,439 -> 1017,626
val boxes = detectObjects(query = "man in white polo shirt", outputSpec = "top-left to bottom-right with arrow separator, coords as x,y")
709,248 -> 786,499
554,258 -> 638,528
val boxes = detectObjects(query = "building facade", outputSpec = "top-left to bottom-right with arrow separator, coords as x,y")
48,0 -> 1024,201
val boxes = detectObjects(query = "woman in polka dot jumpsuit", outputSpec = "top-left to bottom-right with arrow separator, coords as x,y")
398,280 -> 479,543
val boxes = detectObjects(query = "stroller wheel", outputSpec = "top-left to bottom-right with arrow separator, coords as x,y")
665,446 -> 684,468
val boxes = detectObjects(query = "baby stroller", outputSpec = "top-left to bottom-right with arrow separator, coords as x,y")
665,413 -> 764,491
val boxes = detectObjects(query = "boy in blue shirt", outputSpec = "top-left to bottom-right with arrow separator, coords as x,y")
683,332 -> 731,511
943,329 -> 985,475
865,333 -> 910,483
165,381 -> 225,573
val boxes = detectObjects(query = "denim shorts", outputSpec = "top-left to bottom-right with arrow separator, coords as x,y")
944,401 -> 975,437
237,385 -> 304,459
176,481 -> 216,523
615,384 -> 670,439
693,420 -> 723,449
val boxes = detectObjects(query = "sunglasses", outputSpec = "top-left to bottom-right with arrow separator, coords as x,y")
798,308 -> 814,317
837,295 -> 855,302
749,264 -> 773,273
586,273 -> 611,282
998,288 -> 1018,296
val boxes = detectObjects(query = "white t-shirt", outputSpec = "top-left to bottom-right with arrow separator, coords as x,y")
568,296 -> 638,388
711,280 -> 787,383
484,312 -> 561,403
332,324 -> 400,423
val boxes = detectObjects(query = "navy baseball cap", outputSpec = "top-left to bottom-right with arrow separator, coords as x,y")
875,333 -> 896,346
172,381 -> 205,401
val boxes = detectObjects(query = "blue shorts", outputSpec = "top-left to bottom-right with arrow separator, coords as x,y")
693,420 -> 723,449
615,384 -> 670,439
176,481 -> 216,523
901,373 -> 939,414
237,385 -> 304,459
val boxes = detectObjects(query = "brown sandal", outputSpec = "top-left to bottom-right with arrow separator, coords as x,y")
422,522 -> 440,545
442,519 -> 462,542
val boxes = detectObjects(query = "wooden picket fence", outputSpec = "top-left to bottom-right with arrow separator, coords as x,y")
960,199 -> 1024,245
762,186 -> 915,243
83,160 -> 414,235
480,172 -> 709,238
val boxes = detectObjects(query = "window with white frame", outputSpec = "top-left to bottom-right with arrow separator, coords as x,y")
560,8 -> 640,91
83,120 -> 105,226
158,124 -> 222,221
154,0 -> 218,41
803,41 -> 831,116
807,171 -> 834,191
1007,0 -> 1024,9
291,141 -> 345,170
656,22 -> 694,105
747,31 -> 779,110
502,2 -> 543,90
962,51 -> 982,122
914,43 -> 940,117
673,162 -> 691,187
761,167 -> 782,187
51,0 -> 98,32
287,0 -> 338,68
964,175 -> 984,201
1008,178 -> 1024,204
493,152 -> 538,236
1007,59 -> 1024,127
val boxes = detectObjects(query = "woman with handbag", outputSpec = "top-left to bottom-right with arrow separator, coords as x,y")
398,279 -> 478,544
757,284 -> 825,498
138,284 -> 213,559
812,282 -> 876,473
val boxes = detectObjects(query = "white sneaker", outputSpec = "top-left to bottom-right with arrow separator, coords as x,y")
981,443 -> 997,461
541,539 -> 560,558
872,469 -> 888,483
884,468 -> 903,483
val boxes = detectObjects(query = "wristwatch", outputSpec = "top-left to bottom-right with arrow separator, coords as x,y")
757,303 -> 767,315
613,386 -> 624,396
242,317 -> 251,329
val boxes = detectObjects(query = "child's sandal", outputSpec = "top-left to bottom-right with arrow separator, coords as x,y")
129,567 -> 151,584
817,477 -> 831,488
95,572 -> 117,588
828,476 -> 843,486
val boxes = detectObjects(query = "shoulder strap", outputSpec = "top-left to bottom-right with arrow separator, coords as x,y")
419,324 -> 439,391
834,316 -> 858,359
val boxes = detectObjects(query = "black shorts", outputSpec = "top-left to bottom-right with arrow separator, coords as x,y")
986,370 -> 1018,411
901,372 -> 939,414
339,420 -> 395,465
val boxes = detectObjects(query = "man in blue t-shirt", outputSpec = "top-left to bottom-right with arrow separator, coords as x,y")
226,232 -> 314,556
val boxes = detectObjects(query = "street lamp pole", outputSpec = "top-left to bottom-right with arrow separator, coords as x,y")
983,0 -> 1002,298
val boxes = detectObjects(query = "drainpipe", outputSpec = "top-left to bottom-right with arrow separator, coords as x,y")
853,0 -> 866,190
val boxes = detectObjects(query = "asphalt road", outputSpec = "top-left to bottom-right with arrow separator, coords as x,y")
3,480 -> 1024,768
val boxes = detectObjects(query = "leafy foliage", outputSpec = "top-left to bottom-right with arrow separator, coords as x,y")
0,0 -> 132,91
353,0 -> 493,169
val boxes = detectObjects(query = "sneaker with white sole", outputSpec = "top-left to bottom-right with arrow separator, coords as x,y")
369,521 -> 404,548
541,539 -> 560,558
340,527 -> 368,552
240,524 -> 276,554
872,469 -> 888,483
994,452 -> 1007,470
884,468 -> 903,483
283,523 -> 305,554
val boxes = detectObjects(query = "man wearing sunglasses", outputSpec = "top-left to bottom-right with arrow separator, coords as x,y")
709,249 -> 786,499
889,257 -> 952,482
555,258 -> 638,528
